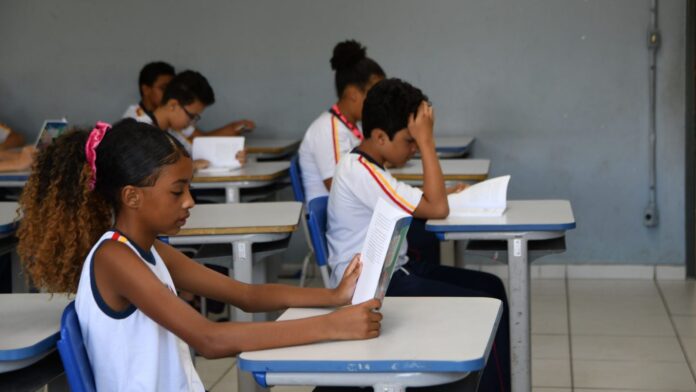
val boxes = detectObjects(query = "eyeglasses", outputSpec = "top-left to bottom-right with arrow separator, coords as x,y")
180,105 -> 201,123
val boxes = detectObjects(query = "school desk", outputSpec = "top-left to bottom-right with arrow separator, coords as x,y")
0,171 -> 29,188
0,202 -> 23,293
192,161 -> 290,203
389,159 -> 490,183
414,136 -> 475,159
426,200 -> 576,392
160,202 -> 302,322
238,297 -> 502,392
0,293 -> 71,373
246,138 -> 300,161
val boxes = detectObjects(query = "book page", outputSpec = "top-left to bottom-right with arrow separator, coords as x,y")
352,198 -> 411,305
192,137 -> 245,169
448,175 -> 510,217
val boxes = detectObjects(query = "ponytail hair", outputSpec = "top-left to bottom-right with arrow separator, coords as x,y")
17,118 -> 189,293
330,40 -> 385,98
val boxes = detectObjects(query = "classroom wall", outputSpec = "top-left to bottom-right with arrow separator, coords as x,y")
0,0 -> 686,265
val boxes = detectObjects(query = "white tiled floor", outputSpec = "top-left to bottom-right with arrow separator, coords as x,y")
195,278 -> 696,391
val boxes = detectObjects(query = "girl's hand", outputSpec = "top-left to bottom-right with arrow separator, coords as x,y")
236,149 -> 248,166
333,254 -> 362,305
193,159 -> 210,170
446,182 -> 469,194
325,298 -> 382,340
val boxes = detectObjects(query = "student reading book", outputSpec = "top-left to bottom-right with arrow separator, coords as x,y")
324,78 -> 510,392
352,198 -> 411,305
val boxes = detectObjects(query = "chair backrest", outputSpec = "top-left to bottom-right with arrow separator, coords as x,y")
57,302 -> 96,392
307,196 -> 329,267
289,155 -> 305,203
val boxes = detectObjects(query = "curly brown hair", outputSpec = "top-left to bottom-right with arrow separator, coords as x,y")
17,130 -> 112,293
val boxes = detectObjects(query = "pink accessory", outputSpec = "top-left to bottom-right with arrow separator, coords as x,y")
85,121 -> 111,191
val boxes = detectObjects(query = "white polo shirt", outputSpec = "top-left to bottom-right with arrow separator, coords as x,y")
327,149 -> 423,287
299,111 -> 362,203
124,102 -> 195,144
129,106 -> 194,153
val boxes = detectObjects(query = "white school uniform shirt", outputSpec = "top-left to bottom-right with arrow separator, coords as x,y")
129,105 -> 194,153
327,150 -> 423,287
298,111 -> 362,203
75,231 -> 204,392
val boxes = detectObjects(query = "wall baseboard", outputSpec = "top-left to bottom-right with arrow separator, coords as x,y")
462,262 -> 686,280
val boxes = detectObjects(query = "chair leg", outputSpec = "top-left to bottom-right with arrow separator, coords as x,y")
299,250 -> 314,287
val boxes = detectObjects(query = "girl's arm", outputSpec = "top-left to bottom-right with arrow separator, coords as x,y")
95,241 -> 381,358
155,241 -> 360,311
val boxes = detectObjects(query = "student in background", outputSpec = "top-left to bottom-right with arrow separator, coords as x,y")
132,70 -> 246,168
125,63 -> 255,140
122,61 -> 176,121
0,123 -> 33,172
298,40 -> 385,203
16,119 -> 381,392
325,79 -> 510,392
0,123 -> 25,151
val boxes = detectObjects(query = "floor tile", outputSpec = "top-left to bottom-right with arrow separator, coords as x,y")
683,337 -> 696,365
533,389 -> 570,392
659,280 -> 696,316
674,316 -> 696,338
532,297 -> 568,334
573,359 -> 696,391
569,279 -> 660,299
210,366 -> 238,392
571,335 -> 685,361
532,334 -> 570,359
196,356 -> 235,390
532,358 -> 571,387
570,310 -> 674,336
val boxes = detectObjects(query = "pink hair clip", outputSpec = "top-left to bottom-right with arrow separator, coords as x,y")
85,121 -> 111,191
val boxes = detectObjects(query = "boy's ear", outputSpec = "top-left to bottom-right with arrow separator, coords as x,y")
121,186 -> 142,209
164,98 -> 179,110
344,85 -> 361,103
372,128 -> 388,145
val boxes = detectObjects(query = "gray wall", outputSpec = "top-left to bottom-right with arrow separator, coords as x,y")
0,0 -> 687,265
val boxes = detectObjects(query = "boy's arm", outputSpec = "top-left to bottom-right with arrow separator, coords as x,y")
156,241 -> 361,311
410,102 -> 449,219
97,241 -> 381,358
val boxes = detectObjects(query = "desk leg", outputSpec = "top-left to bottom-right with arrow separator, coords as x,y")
11,248 -> 28,293
507,237 -> 531,392
233,241 -> 253,322
226,187 -> 240,203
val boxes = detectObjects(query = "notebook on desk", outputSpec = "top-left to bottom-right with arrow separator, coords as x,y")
34,119 -> 68,150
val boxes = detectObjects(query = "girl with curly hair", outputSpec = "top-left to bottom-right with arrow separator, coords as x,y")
17,118 -> 381,392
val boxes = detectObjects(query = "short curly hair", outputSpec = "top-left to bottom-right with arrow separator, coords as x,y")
361,78 -> 429,140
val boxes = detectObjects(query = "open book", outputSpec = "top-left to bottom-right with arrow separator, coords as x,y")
447,175 -> 511,217
192,137 -> 244,173
351,198 -> 412,305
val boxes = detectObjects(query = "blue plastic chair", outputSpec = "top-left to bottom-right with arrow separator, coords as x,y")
57,302 -> 96,392
307,196 -> 331,286
289,155 -> 305,203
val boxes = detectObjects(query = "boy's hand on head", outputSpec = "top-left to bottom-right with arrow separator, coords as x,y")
333,254 -> 362,305
236,149 -> 248,166
326,298 -> 382,340
407,101 -> 435,146
193,159 -> 210,170
446,182 -> 469,194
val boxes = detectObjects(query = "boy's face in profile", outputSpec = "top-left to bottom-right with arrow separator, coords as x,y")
379,128 -> 418,168
142,74 -> 174,110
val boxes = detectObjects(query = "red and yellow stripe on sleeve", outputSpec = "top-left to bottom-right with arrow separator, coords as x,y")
357,156 -> 416,214
331,116 -> 341,163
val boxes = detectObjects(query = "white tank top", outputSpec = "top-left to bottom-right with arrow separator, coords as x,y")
75,231 -> 204,392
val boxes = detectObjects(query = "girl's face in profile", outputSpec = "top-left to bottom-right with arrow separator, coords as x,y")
136,156 -> 195,236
